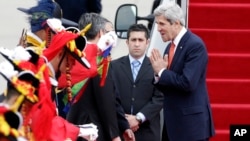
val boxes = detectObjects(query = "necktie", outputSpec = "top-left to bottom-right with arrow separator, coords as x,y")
168,41 -> 175,69
132,60 -> 141,81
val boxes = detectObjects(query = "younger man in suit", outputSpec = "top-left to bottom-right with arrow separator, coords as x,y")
111,24 -> 164,141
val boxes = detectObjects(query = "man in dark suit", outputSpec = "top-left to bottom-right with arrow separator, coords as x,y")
111,24 -> 164,141
63,13 -> 134,141
149,3 -> 215,141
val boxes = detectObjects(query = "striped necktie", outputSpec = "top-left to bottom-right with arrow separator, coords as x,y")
132,60 -> 141,81
168,41 -> 175,69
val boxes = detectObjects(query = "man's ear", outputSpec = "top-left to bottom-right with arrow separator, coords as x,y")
146,38 -> 150,46
98,30 -> 104,38
126,39 -> 129,46
174,20 -> 181,27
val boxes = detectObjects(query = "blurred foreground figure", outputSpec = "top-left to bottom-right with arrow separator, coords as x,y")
0,19 -> 98,140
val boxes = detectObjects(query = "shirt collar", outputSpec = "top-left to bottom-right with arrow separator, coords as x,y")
129,55 -> 145,64
173,27 -> 187,47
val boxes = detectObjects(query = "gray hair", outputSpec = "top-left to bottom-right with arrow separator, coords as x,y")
153,3 -> 185,26
78,13 -> 108,40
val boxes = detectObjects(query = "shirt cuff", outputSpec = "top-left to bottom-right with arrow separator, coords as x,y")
158,68 -> 165,77
136,112 -> 146,123
154,75 -> 160,84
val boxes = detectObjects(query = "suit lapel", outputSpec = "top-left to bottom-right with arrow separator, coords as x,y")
120,56 -> 134,82
169,30 -> 191,69
120,56 -> 151,82
135,57 -> 150,82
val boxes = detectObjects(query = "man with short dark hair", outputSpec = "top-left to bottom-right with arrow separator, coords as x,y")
111,24 -> 164,141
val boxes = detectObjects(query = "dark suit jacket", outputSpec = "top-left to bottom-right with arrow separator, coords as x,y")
114,87 -> 130,133
156,30 -> 215,141
66,70 -> 120,141
111,56 -> 164,141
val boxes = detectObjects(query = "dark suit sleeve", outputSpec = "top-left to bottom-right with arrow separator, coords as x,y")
115,93 -> 130,133
92,68 -> 120,139
139,85 -> 164,121
136,58 -> 164,121
109,64 -> 130,133
158,39 -> 208,92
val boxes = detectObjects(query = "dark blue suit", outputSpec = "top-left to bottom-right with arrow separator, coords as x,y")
56,0 -> 102,23
156,30 -> 215,141
111,56 -> 164,141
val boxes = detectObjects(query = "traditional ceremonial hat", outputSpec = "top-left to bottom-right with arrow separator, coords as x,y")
0,45 -> 56,141
44,18 -> 91,69
0,46 -> 48,104
0,106 -> 22,141
43,30 -> 91,69
17,0 -> 78,32
0,61 -> 39,103
0,46 -> 39,73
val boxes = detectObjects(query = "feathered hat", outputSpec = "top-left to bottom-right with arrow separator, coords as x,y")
0,61 -> 39,108
43,24 -> 92,69
17,0 -> 78,32
0,46 -> 40,76
0,46 -> 56,140
0,106 -> 22,141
